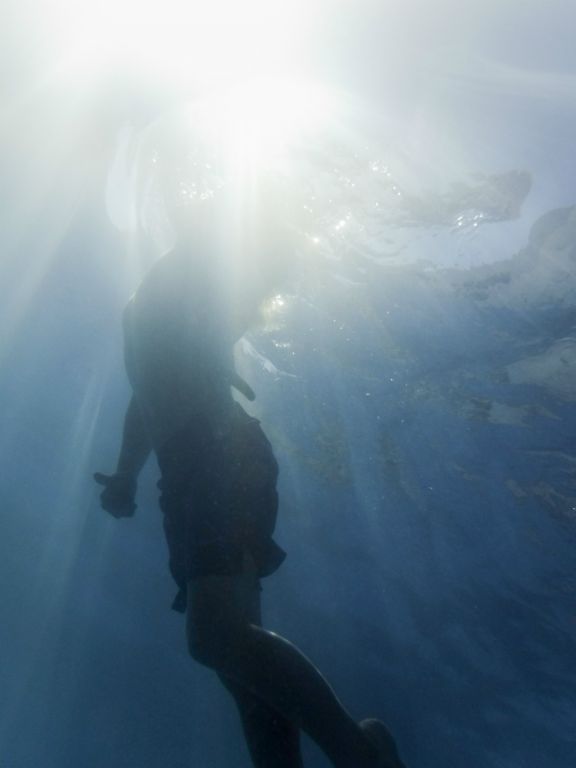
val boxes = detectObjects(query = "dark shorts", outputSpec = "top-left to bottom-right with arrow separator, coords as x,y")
156,405 -> 286,612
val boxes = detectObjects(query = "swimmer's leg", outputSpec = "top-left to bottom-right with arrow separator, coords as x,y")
211,554 -> 303,768
186,554 -> 379,768
220,675 -> 303,768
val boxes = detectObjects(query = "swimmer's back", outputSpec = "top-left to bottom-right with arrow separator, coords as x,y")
123,247 -> 237,450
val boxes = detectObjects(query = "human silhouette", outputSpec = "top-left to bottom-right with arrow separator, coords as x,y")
95,149 -> 406,768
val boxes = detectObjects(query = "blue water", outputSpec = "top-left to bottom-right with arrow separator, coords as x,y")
1,3 -> 576,767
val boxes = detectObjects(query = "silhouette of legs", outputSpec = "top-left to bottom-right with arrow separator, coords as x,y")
215,561 -> 303,767
187,553 -> 379,768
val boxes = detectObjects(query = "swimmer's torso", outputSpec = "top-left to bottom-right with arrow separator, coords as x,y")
124,247 -> 240,450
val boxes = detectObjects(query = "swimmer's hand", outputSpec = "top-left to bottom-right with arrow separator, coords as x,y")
94,472 -> 137,518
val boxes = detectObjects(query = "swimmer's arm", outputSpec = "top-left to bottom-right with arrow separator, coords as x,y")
115,396 -> 152,478
94,396 -> 151,518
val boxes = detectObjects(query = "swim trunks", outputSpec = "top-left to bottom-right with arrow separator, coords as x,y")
156,404 -> 286,612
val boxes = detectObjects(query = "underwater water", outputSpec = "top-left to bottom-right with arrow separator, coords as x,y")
1,2 -> 575,767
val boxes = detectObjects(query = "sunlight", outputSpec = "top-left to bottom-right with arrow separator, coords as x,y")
106,76 -> 339,256
190,79 -> 337,171
48,0 -> 310,89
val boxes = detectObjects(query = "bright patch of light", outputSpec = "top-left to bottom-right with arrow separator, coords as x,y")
105,76 -> 340,252
271,294 -> 286,309
47,0 -> 311,89
261,292 -> 292,329
196,79 -> 337,171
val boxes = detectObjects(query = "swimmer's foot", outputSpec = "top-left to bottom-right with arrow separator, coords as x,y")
359,719 -> 407,768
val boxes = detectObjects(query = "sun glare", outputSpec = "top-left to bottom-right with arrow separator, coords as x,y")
110,77 -> 338,252
11,1 -> 342,281
43,0 -> 337,208
48,0 -> 310,89
192,79 -> 337,171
